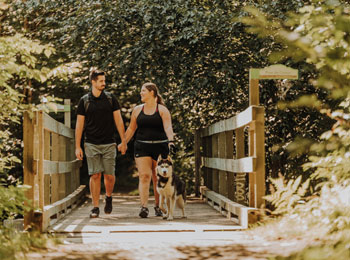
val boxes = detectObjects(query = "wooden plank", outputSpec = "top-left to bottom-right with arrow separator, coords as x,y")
235,127 -> 246,205
194,130 -> 201,197
43,160 -> 81,175
44,130 -> 51,160
200,106 -> 258,137
51,173 -> 60,203
218,132 -> 227,197
212,134 -> 219,193
43,113 -> 74,138
65,171 -> 72,195
51,132 -> 60,162
200,186 -> 256,228
250,65 -> 299,80
59,135 -> 67,161
205,137 -> 212,190
225,131 -> 235,201
59,171 -> 66,200
42,185 -> 87,231
202,157 -> 255,173
44,174 -> 51,206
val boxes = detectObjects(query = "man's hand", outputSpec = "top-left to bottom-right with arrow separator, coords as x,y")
75,147 -> 83,160
118,142 -> 127,155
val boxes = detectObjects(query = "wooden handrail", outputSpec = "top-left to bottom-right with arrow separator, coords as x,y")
23,105 -> 86,231
195,105 -> 265,228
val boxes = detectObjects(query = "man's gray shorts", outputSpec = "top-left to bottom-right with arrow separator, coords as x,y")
84,142 -> 116,176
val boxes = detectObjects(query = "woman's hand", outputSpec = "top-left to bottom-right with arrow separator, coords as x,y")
169,142 -> 177,155
118,142 -> 127,155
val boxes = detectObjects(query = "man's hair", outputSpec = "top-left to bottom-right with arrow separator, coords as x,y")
89,69 -> 105,82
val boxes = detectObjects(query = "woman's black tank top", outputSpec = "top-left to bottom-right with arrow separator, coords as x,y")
135,105 -> 167,141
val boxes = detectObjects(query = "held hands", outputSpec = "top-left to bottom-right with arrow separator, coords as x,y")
75,147 -> 83,160
118,141 -> 127,155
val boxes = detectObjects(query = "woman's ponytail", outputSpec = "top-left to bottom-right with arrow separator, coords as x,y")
156,94 -> 165,105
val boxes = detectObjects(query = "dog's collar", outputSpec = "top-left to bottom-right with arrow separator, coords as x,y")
157,173 -> 169,185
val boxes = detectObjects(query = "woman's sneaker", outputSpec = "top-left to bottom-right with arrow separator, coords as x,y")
90,207 -> 100,218
139,206 -> 149,218
154,206 -> 163,217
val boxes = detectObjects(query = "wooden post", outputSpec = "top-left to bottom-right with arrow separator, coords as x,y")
254,108 -> 265,208
64,99 -> 71,128
37,111 -> 46,230
248,65 -> 298,208
194,130 -> 201,197
249,79 -> 260,106
23,112 -> 35,229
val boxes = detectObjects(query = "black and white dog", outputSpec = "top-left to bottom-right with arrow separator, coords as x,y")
156,155 -> 186,220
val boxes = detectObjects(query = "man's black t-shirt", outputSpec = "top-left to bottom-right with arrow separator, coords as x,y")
76,91 -> 121,145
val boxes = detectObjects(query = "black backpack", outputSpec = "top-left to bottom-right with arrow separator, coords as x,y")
82,91 -> 113,113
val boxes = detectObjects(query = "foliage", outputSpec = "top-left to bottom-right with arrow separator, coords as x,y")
0,1 -> 80,258
0,184 -> 31,220
264,175 -> 310,215
4,0 -> 333,194
243,0 -> 350,258
0,227 -> 49,260
0,184 -> 49,260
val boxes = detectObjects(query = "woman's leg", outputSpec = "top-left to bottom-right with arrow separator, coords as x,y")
135,156 -> 153,207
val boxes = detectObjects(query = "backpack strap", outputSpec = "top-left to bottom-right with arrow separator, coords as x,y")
83,91 -> 113,113
104,91 -> 113,107
82,93 -> 90,114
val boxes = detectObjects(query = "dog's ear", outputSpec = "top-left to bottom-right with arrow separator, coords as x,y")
157,154 -> 162,162
167,155 -> 172,163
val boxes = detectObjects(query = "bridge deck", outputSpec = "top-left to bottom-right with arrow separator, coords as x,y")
49,195 -> 241,235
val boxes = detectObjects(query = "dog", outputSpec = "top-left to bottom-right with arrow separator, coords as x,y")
156,155 -> 186,220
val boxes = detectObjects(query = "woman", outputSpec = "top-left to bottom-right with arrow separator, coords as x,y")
119,82 -> 175,218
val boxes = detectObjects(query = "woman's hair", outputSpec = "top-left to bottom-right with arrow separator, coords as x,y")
142,82 -> 165,105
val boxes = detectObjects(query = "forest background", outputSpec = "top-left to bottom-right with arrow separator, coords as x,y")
0,0 -> 349,259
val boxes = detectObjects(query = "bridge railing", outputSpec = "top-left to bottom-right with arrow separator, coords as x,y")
23,105 -> 86,231
195,105 -> 265,228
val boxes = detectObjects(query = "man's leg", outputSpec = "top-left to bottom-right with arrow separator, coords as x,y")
104,174 -> 115,197
90,173 -> 102,207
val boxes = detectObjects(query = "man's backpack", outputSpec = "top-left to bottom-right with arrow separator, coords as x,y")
82,91 -> 113,113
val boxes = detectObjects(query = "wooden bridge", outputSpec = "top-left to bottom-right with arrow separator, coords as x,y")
22,65 -> 298,244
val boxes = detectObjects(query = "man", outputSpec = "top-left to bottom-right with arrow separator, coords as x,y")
75,69 -> 127,218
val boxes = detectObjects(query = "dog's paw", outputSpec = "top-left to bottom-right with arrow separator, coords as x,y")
163,215 -> 168,220
181,215 -> 187,219
167,216 -> 174,221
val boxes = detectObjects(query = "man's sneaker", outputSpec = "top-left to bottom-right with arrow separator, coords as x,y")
154,206 -> 162,217
90,207 -> 100,218
139,206 -> 149,218
104,196 -> 113,214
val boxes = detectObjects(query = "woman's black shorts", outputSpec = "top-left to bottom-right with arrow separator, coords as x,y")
134,140 -> 169,161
